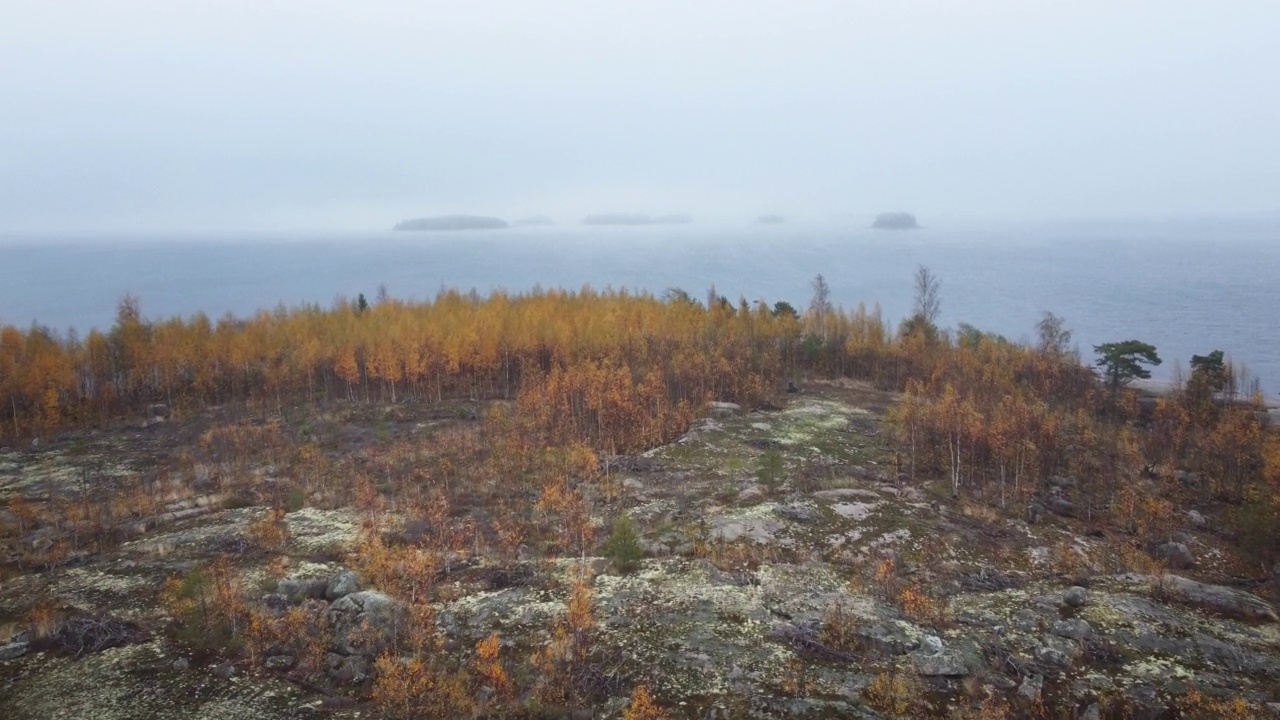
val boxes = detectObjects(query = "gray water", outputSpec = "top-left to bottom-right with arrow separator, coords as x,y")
1,218 -> 1277,395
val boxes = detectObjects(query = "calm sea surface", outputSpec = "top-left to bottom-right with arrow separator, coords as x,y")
2,218 -> 1277,395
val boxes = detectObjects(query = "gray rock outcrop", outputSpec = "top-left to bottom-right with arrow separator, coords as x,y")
1063,586 -> 1089,608
1045,497 -> 1077,518
1151,542 -> 1196,569
327,591 -> 406,656
326,570 -> 360,600
0,640 -> 29,662
278,577 -> 328,603
1149,575 -> 1279,623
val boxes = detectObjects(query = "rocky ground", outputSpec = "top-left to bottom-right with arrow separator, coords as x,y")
1,380 -> 1278,718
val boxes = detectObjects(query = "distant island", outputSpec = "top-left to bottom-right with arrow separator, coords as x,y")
513,216 -> 555,227
393,215 -> 508,231
582,213 -> 693,226
871,212 -> 920,230
758,214 -> 786,224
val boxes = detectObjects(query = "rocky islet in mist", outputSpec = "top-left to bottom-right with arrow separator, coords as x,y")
872,212 -> 921,230
393,214 -> 509,231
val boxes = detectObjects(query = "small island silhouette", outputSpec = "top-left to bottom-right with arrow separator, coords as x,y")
394,215 -> 508,231
871,212 -> 920,230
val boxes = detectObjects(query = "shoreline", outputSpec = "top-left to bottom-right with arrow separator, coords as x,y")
1129,377 -> 1280,409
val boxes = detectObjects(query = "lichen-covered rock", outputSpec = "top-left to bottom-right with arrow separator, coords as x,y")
329,655 -> 371,685
0,640 -> 30,661
327,590 -> 406,656
1063,586 -> 1089,608
265,655 -> 295,671
1045,497 -> 1077,518
325,570 -> 360,600
1047,475 -> 1076,489
1151,575 -> 1279,623
1151,542 -> 1195,569
262,593 -> 288,612
921,635 -> 944,655
914,649 -> 968,676
775,504 -> 820,524
1186,510 -> 1208,529
1018,673 -> 1044,701
1052,618 -> 1093,640
709,402 -> 741,417
1035,644 -> 1072,669
278,577 -> 328,603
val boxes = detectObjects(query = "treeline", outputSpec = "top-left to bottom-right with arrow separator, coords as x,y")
4,279 -> 1276,561
0,286 -> 906,446
888,316 -> 1279,568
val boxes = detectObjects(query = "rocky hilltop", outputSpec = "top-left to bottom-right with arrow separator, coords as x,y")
393,215 -> 508,231
2,380 -> 1277,718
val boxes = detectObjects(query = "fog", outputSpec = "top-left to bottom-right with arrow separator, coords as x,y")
2,0 -> 1278,232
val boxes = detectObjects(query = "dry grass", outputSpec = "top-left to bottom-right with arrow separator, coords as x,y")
864,669 -> 928,718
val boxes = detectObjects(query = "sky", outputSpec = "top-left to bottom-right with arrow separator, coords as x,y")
2,0 -> 1278,231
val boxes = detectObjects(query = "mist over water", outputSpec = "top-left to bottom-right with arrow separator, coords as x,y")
2,218 -> 1277,395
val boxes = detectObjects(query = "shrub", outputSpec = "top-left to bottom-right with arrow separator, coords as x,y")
947,692 -> 1013,720
1178,689 -> 1266,720
27,596 -> 60,640
247,600 -> 330,670
602,514 -> 644,574
372,654 -> 473,720
472,632 -> 512,704
757,450 -> 785,494
864,669 -> 927,718
163,558 -> 247,652
285,488 -> 306,512
819,601 -> 861,653
530,576 -> 597,707
1231,489 -> 1280,568
623,684 -> 669,720
897,583 -> 948,627
248,508 -> 290,551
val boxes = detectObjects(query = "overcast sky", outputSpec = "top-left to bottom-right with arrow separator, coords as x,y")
2,0 -> 1278,231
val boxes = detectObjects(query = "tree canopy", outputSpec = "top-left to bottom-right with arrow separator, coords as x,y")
1190,349 -> 1228,393
1094,340 -> 1162,391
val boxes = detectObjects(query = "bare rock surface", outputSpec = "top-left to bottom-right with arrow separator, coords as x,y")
2,382 -> 1279,718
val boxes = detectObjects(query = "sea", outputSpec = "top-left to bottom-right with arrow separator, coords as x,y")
1,217 -> 1277,397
